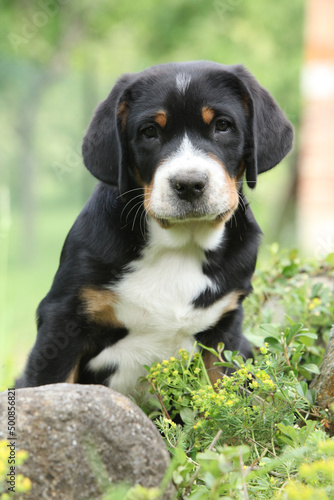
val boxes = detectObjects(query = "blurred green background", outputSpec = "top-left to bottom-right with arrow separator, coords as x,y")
0,0 -> 305,386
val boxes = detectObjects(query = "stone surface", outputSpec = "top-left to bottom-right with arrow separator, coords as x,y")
311,325 -> 334,423
0,384 -> 173,499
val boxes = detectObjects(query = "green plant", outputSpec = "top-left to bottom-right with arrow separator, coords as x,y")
243,246 -> 334,369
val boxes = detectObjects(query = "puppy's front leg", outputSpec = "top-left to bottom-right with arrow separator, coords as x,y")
16,315 -> 86,388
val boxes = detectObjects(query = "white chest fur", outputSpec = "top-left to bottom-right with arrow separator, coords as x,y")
88,219 -> 235,397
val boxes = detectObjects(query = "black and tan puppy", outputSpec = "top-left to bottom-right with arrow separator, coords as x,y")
17,61 -> 293,396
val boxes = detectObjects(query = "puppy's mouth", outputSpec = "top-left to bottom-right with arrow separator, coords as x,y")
152,207 -> 235,228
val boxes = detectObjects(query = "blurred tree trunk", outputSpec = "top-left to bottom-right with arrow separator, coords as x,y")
297,0 -> 334,254
15,16 -> 85,263
310,326 -> 334,433
16,71 -> 56,263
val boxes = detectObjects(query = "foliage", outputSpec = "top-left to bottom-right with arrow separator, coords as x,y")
135,248 -> 334,499
144,345 -> 316,457
244,245 -> 334,371
0,441 -> 31,499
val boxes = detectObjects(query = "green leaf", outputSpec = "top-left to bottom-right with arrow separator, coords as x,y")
295,331 -> 318,340
305,388 -> 317,405
285,315 -> 296,326
223,350 -> 233,362
311,283 -> 323,299
264,336 -> 282,352
197,450 -> 219,461
291,344 -> 305,363
173,447 -> 188,465
296,381 -> 308,397
172,470 -> 184,485
217,342 -> 225,354
302,363 -> 320,375
213,361 -> 234,369
260,324 -> 281,338
282,262 -> 299,277
276,423 -> 297,446
147,397 -> 163,409
286,323 -> 304,343
199,344 -> 219,358
180,407 -> 196,426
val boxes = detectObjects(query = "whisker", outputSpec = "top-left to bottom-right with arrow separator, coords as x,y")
132,202 -> 145,232
116,187 -> 145,200
140,208 -> 147,239
125,200 -> 146,224
121,194 -> 145,221
237,195 -> 247,212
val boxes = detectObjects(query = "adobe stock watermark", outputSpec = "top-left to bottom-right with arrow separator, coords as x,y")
213,0 -> 243,22
32,321 -> 81,372
52,115 -> 112,182
52,139 -> 83,183
7,0 -> 72,52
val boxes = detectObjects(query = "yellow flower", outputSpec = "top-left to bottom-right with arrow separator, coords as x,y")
308,297 -> 322,311
260,346 -> 268,354
16,475 -> 32,493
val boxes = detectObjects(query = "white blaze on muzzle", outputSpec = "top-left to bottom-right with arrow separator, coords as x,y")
146,135 -> 237,221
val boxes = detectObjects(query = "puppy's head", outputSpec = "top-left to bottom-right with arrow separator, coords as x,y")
82,61 -> 293,226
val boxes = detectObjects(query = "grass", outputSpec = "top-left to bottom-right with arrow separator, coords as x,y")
0,205 -> 80,387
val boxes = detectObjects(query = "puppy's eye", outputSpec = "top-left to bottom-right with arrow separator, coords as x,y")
142,125 -> 158,139
215,119 -> 231,132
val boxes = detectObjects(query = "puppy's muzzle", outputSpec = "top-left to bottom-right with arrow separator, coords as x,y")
169,171 -> 208,203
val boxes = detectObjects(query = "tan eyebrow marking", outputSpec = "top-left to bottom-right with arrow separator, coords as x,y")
154,110 -> 167,128
202,106 -> 215,125
117,101 -> 129,130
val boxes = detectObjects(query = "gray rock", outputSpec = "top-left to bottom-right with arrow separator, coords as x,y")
0,384 -> 174,499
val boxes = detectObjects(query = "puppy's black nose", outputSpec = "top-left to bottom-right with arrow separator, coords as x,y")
170,172 -> 208,202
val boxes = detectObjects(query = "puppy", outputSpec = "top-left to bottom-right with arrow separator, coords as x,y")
17,61 -> 293,397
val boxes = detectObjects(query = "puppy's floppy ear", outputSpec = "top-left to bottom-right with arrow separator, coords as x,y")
231,65 -> 294,189
82,74 -> 134,193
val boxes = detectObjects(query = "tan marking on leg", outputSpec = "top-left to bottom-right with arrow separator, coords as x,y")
154,110 -> 167,128
221,290 -> 243,316
203,350 -> 226,386
66,359 -> 81,384
117,101 -> 129,130
202,106 -> 215,125
80,287 -> 123,328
